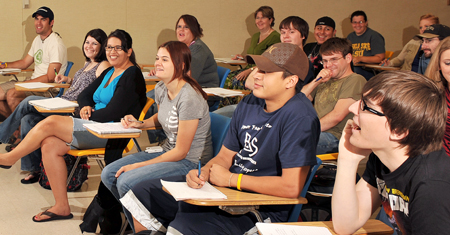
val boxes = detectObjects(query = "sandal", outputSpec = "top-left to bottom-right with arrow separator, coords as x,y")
21,171 -> 41,184
5,142 -> 19,152
32,210 -> 73,223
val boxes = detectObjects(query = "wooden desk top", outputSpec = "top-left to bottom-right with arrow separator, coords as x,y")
182,186 -> 307,206
205,89 -> 251,97
15,83 -> 70,92
363,64 -> 401,71
215,58 -> 247,66
34,105 -> 75,113
278,219 -> 393,235
86,128 -> 142,139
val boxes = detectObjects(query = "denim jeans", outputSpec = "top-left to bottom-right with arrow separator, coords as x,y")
0,96 -> 49,143
20,113 -> 46,171
316,132 -> 339,155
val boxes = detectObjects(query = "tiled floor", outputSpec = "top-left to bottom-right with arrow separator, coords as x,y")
0,133 -> 150,235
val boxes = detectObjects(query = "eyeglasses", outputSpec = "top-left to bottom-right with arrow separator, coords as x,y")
105,45 -> 123,51
422,38 -> 438,44
351,21 -> 365,25
320,57 -> 343,65
360,98 -> 385,116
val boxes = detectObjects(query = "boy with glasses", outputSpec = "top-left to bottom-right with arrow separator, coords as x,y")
302,37 -> 366,154
332,70 -> 450,234
346,10 -> 385,80
416,24 -> 450,74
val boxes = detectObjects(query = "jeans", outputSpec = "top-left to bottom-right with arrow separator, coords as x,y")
0,96 -> 49,143
316,132 -> 339,155
20,113 -> 46,171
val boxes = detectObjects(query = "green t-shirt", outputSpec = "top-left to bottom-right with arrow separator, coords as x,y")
247,30 -> 281,55
312,73 -> 366,139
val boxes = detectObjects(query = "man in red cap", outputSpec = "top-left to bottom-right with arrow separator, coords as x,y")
0,6 -> 67,117
117,43 -> 320,234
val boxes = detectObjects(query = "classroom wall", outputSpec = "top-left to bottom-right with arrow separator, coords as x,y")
0,0 -> 449,77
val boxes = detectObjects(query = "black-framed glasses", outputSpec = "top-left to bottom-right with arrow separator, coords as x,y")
105,45 -> 123,51
360,98 -> 385,116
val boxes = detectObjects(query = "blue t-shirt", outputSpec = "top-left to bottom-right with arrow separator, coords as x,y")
224,93 -> 320,177
93,68 -> 123,111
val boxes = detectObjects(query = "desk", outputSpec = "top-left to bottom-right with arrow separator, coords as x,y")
15,82 -> 70,95
276,219 -> 393,235
33,105 -> 75,113
363,64 -> 401,72
168,185 -> 306,221
215,58 -> 247,69
0,68 -> 34,81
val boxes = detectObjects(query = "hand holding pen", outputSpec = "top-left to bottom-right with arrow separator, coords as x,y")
380,57 -> 391,67
231,54 -> 244,60
121,114 -> 144,129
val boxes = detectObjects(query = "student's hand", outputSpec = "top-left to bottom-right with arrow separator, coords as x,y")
186,168 -> 209,189
55,74 -> 69,83
115,163 -> 143,178
316,68 -> 332,83
208,164 -> 231,187
148,69 -> 156,76
379,59 -> 391,67
339,119 -> 372,162
235,68 -> 252,81
80,106 -> 94,120
121,114 -> 143,129
353,56 -> 363,64
232,54 -> 244,60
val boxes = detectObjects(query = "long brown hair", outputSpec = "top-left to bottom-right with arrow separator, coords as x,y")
425,37 -> 450,90
159,41 -> 208,100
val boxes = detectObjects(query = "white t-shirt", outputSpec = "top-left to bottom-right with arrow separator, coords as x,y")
27,32 -> 67,79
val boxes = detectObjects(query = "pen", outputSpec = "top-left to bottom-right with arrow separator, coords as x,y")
315,76 -> 322,82
127,119 -> 144,124
54,68 -> 58,76
381,57 -> 390,67
232,55 -> 244,60
198,157 -> 201,178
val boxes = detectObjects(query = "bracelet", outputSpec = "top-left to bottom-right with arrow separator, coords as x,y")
228,173 -> 235,187
237,173 -> 243,191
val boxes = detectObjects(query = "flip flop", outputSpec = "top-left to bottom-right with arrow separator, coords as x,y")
32,210 -> 73,223
21,172 -> 41,184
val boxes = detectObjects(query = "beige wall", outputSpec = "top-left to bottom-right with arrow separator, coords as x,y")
0,0 -> 449,77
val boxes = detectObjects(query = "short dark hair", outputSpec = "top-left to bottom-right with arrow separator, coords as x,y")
83,29 -> 107,62
254,6 -> 275,27
350,10 -> 367,22
159,41 -> 207,100
176,15 -> 203,39
363,70 -> 445,157
107,29 -> 139,68
279,16 -> 309,46
319,37 -> 352,57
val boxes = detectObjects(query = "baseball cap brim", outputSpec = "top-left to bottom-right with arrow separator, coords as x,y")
246,55 -> 285,73
416,33 -> 439,39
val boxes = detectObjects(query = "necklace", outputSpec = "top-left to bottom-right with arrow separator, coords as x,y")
41,31 -> 52,43
308,43 -> 320,61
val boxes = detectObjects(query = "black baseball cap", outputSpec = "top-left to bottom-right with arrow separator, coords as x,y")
32,6 -> 54,21
315,16 -> 335,30
417,24 -> 450,39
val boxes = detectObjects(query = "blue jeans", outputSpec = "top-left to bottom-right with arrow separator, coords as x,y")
0,96 -> 50,143
316,132 -> 339,155
20,113 -> 46,171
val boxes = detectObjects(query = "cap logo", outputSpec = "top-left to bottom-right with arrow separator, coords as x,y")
266,46 -> 276,54
38,8 -> 48,12
427,26 -> 434,31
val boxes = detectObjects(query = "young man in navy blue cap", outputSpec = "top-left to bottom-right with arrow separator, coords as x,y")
0,6 -> 67,117
416,24 -> 450,74
118,43 -> 320,234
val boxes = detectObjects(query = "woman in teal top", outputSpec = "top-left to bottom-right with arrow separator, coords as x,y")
227,6 -> 281,89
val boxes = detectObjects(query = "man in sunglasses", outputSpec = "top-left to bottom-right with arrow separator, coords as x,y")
302,37 -> 366,154
332,70 -> 450,234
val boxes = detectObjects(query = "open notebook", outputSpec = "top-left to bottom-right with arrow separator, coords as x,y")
161,180 -> 227,201
256,222 -> 332,235
29,97 -> 79,110
83,122 -> 142,135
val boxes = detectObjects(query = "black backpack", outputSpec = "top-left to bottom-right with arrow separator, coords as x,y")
39,154 -> 89,192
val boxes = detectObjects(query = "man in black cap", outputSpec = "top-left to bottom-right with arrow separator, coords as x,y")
304,16 -> 337,77
0,6 -> 67,117
117,43 -> 320,234
416,24 -> 450,74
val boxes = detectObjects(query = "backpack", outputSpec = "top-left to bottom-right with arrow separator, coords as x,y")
39,154 -> 89,192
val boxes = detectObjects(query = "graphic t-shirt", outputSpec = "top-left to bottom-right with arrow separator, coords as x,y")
347,28 -> 385,58
362,149 -> 450,234
28,32 -> 67,79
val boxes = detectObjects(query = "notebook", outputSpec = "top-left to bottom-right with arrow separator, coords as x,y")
16,82 -> 54,89
29,97 -> 79,110
215,58 -> 246,64
83,122 -> 142,135
161,180 -> 227,201
0,68 -> 21,74
203,88 -> 244,98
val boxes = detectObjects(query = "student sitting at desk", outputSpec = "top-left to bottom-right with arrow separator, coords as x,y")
332,71 -> 450,234
120,43 -> 320,234
0,28 -> 110,184
101,41 -> 213,230
0,29 -> 146,223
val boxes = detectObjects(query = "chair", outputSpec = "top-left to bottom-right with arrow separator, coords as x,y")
209,112 -> 231,156
66,97 -> 155,185
55,61 -> 74,98
209,66 -> 231,112
287,157 -> 323,222
385,51 -> 394,59
317,152 -> 338,161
